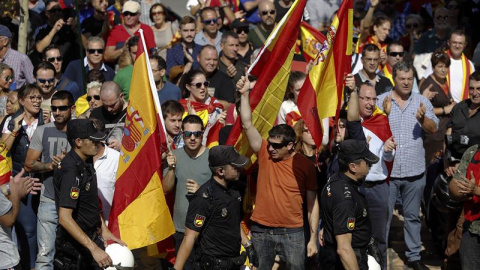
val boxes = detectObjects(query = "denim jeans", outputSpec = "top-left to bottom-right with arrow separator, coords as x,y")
251,229 -> 305,270
460,231 -> 480,269
15,193 -> 37,269
36,195 -> 58,270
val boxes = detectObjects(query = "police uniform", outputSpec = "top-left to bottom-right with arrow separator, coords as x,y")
185,178 -> 245,270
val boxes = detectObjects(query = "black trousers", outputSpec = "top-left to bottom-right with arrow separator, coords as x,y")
54,230 -> 104,270
320,245 -> 368,270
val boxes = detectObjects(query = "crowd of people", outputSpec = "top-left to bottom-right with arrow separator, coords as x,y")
1,0 -> 480,269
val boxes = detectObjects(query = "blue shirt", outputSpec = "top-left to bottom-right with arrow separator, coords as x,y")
194,31 -> 223,53
166,43 -> 201,77
240,0 -> 261,24
377,91 -> 439,178
157,81 -> 182,104
55,75 -> 82,101
64,58 -> 116,91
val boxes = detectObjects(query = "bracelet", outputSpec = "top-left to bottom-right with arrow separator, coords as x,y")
10,130 -> 18,137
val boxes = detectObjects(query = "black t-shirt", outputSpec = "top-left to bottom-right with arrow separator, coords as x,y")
448,100 -> 480,159
320,172 -> 370,249
35,24 -> 80,68
54,150 -> 100,233
89,106 -> 127,140
208,70 -> 236,103
354,73 -> 393,96
185,178 -> 242,258
81,15 -> 104,37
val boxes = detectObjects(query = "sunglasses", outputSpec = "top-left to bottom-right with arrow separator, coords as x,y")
123,12 -> 138,17
151,11 -> 164,16
190,81 -> 209,88
261,10 -> 275,16
48,8 -> 62,14
267,141 -> 288,149
182,131 -> 203,138
236,27 -> 249,34
47,56 -> 63,62
389,51 -> 404,57
2,75 -> 12,82
405,23 -> 418,29
202,19 -> 218,25
87,95 -> 101,102
51,105 -> 70,112
436,15 -> 448,20
37,78 -> 55,84
87,48 -> 104,54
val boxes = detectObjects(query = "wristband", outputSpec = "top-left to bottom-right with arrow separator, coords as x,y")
10,130 -> 18,137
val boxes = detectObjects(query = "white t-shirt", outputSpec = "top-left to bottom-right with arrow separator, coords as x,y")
94,146 -> 120,223
449,58 -> 475,103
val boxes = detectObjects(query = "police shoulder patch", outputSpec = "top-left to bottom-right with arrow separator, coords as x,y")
343,185 -> 352,199
194,214 -> 206,227
70,187 -> 80,199
347,217 -> 355,230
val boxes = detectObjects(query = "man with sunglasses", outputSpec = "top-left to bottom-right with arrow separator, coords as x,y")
81,0 -> 112,42
414,7 -> 450,55
104,0 -> 155,63
229,19 -> 254,65
248,0 -> 276,49
163,115 -> 212,268
23,90 -> 74,269
238,76 -> 319,269
42,44 -> 81,100
195,7 -> 224,53
64,36 -> 115,91
35,61 -> 59,123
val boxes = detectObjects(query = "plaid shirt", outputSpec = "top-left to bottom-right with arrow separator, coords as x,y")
1,48 -> 35,89
377,91 -> 439,178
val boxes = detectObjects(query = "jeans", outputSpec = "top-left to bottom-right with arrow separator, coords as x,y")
251,229 -> 305,270
15,193 -> 37,269
460,231 -> 480,269
36,195 -> 58,270
386,175 -> 426,262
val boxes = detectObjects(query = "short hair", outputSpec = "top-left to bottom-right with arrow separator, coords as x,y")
199,44 -> 217,55
180,16 -> 195,28
285,71 -> 306,100
149,54 -> 166,70
161,100 -> 185,118
180,69 -> 206,98
0,63 -> 14,82
358,81 -> 376,95
182,114 -> 205,131
386,40 -> 403,54
42,44 -> 61,60
149,3 -> 169,22
470,70 -> 480,82
86,36 -> 105,49
221,31 -> 239,44
100,81 -> 122,97
45,0 -> 59,8
449,28 -> 466,41
338,158 -> 363,172
363,44 -> 380,54
127,36 -> 139,51
200,7 -> 217,20
51,90 -> 74,106
268,124 -> 296,144
86,81 -> 103,92
86,69 -> 105,84
392,61 -> 414,79
431,49 -> 451,68
17,84 -> 42,100
34,61 -> 57,78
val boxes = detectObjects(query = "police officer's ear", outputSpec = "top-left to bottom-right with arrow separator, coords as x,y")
74,138 -> 83,148
348,162 -> 358,173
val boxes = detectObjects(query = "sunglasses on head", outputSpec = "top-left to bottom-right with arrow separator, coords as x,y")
86,95 -> 101,102
236,27 -> 249,34
151,11 -> 164,16
47,56 -> 63,62
405,23 -> 418,29
389,51 -> 404,57
261,10 -> 275,16
51,105 -> 70,112
87,49 -> 104,54
190,81 -> 209,88
37,78 -> 55,84
202,18 -> 218,25
183,131 -> 203,138
267,141 -> 288,149
123,11 -> 137,17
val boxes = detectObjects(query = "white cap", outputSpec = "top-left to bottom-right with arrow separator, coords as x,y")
105,243 -> 135,269
122,1 -> 140,13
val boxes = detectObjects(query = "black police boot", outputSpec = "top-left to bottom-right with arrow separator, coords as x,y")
408,260 -> 429,270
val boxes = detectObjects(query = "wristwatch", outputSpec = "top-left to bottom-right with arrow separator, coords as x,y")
1,183 -> 10,196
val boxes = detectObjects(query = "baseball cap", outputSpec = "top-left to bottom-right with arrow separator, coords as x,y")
338,139 -> 379,164
122,1 -> 140,14
67,119 -> 107,142
0,25 -> 12,38
209,145 -> 249,168
230,18 -> 249,30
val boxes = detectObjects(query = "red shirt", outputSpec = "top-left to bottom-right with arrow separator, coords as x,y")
106,23 -> 156,52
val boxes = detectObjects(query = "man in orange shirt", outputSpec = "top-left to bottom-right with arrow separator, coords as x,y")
238,76 -> 319,270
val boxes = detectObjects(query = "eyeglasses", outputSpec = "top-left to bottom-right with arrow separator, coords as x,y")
151,11 -> 164,16
202,19 -> 218,25
267,141 -> 288,149
123,12 -> 138,17
37,78 -> 55,84
28,95 -> 43,102
405,23 -> 418,29
86,95 -> 101,102
47,56 -> 63,62
51,105 -> 70,112
389,51 -> 404,57
182,131 -> 203,138
435,15 -> 448,20
190,81 -> 209,88
235,27 -> 249,34
48,8 -> 62,14
87,49 -> 104,54
260,10 -> 275,16
358,96 -> 378,103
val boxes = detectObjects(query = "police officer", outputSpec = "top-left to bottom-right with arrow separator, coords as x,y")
54,119 -> 124,269
172,145 -> 259,270
320,139 -> 379,270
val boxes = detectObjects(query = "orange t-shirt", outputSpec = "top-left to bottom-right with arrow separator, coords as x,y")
250,140 -> 318,228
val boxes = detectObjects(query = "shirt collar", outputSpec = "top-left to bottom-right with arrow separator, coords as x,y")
358,70 -> 380,83
83,57 -> 107,71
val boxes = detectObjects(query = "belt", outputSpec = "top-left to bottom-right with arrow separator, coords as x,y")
250,223 -> 303,234
198,254 -> 246,269
390,172 -> 424,182
364,180 -> 386,188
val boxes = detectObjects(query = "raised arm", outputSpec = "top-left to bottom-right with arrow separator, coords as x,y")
237,76 -> 262,153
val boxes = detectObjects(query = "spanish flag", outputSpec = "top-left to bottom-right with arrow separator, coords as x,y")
300,21 -> 326,63
0,141 -> 12,185
226,0 -> 307,165
297,0 -> 353,147
108,29 -> 174,249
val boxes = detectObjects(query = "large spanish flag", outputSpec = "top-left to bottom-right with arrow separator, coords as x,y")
108,29 -> 174,249
226,0 -> 307,164
297,0 -> 353,147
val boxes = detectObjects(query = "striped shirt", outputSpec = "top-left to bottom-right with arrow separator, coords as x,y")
1,48 -> 35,88
377,91 -> 439,178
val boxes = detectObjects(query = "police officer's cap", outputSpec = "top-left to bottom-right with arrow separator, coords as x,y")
338,139 -> 379,164
209,145 -> 249,168
67,119 -> 107,142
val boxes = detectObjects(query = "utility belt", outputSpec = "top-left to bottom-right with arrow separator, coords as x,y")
193,253 -> 246,270
54,227 -> 103,270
